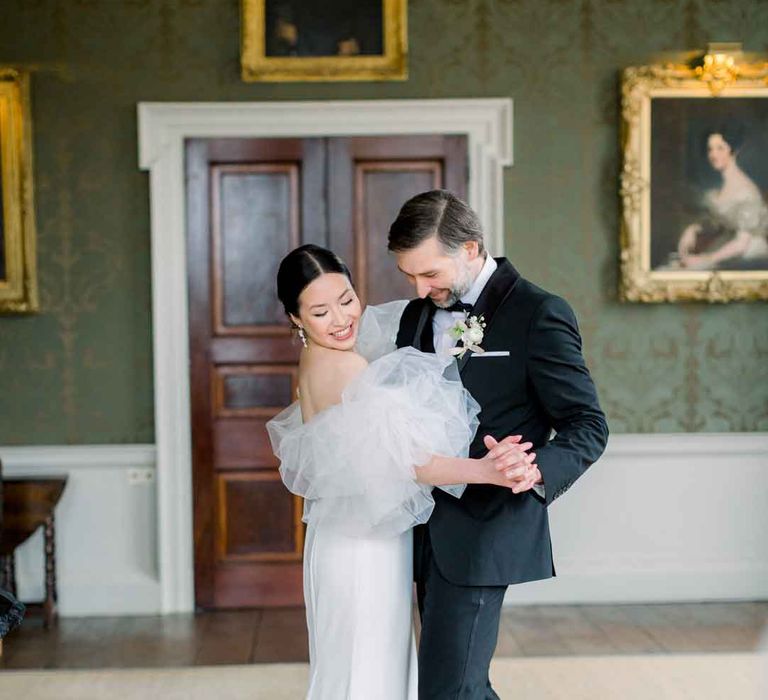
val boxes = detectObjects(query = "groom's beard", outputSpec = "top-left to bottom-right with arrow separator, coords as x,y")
434,260 -> 475,309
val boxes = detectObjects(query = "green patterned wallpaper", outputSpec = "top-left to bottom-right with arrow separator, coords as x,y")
0,0 -> 766,444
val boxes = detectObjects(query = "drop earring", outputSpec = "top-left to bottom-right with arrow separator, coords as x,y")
297,326 -> 308,348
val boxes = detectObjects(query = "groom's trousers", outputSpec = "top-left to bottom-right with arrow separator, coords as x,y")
416,528 -> 507,700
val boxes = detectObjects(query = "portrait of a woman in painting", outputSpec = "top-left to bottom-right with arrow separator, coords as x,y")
674,126 -> 768,270
651,100 -> 768,272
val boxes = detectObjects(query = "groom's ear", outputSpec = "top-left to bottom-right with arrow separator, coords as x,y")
464,240 -> 481,260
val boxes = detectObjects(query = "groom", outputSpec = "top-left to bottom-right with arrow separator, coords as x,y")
389,190 -> 608,699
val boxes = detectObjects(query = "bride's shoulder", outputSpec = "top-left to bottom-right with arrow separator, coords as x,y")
299,350 -> 368,417
334,349 -> 369,374
303,349 -> 368,390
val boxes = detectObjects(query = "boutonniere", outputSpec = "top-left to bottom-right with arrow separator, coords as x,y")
448,313 -> 486,359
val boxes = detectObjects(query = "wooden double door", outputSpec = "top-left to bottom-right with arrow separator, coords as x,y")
186,134 -> 468,609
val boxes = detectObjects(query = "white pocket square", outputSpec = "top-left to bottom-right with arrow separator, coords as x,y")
472,351 -> 510,358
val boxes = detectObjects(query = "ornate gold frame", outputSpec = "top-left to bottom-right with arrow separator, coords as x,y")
241,0 -> 407,82
620,48 -> 768,303
0,68 -> 38,313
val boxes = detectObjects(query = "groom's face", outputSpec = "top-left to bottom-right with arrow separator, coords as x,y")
395,236 -> 477,308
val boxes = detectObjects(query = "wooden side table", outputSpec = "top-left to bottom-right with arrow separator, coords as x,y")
0,476 -> 67,628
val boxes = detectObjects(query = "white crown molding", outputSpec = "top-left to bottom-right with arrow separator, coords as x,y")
137,98 -> 514,614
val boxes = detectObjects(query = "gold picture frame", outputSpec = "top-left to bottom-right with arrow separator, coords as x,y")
620,46 -> 768,302
0,68 -> 38,313
241,0 -> 407,82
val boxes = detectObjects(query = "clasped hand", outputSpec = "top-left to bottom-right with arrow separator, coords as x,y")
479,434 -> 542,494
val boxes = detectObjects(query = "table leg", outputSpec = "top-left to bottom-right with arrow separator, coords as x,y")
43,514 -> 58,629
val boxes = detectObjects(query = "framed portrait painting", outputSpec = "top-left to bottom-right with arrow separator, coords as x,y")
620,54 -> 768,302
241,0 -> 407,82
0,68 -> 38,313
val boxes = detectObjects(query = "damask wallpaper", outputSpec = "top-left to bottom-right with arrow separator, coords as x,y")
0,0 -> 766,444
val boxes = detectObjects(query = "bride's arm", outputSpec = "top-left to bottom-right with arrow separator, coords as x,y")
416,438 -> 536,490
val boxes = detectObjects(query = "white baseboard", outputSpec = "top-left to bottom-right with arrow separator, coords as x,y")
55,577 -> 161,617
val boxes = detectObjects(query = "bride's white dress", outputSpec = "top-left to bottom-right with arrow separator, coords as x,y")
267,302 -> 479,700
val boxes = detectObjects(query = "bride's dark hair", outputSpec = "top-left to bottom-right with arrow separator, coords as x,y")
277,244 -> 353,316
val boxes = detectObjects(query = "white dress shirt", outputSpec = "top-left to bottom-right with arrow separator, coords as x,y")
432,254 -> 545,498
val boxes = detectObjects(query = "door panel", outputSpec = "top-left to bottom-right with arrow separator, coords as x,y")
213,419 -> 279,469
356,161 -> 442,304
213,365 -> 297,417
187,134 -> 467,609
212,164 -> 299,333
216,473 -> 302,561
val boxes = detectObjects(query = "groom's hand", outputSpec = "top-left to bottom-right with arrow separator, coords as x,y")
483,435 -> 543,494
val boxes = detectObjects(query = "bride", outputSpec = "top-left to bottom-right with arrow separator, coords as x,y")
266,244 -> 531,700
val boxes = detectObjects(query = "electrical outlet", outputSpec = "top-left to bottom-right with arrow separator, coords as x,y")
128,468 -> 155,486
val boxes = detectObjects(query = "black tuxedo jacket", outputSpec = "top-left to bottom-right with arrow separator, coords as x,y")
396,258 -> 608,586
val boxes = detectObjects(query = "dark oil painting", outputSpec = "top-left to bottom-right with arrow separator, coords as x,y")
265,0 -> 384,58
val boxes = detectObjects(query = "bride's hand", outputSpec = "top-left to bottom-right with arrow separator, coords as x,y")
476,435 -> 538,490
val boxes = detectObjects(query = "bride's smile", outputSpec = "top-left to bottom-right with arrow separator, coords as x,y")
330,323 -> 354,341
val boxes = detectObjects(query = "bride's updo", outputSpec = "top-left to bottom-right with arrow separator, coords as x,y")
277,244 -> 353,316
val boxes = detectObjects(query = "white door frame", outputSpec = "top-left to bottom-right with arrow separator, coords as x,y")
137,98 -> 514,613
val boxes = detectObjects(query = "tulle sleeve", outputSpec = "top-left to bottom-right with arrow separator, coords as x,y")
354,300 -> 410,362
266,347 -> 480,537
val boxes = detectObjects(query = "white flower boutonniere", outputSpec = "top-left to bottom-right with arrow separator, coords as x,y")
448,313 -> 486,359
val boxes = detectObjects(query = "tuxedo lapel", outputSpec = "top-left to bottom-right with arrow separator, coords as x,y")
414,301 -> 437,353
456,257 -> 521,374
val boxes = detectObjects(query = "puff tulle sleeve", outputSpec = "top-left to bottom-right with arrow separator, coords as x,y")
266,303 -> 479,537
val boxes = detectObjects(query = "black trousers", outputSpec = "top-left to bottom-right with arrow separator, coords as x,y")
416,528 -> 507,699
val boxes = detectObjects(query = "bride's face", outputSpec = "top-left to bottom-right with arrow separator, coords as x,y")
707,133 -> 735,171
292,273 -> 362,351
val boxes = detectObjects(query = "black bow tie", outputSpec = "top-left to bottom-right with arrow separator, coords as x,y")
442,300 -> 474,314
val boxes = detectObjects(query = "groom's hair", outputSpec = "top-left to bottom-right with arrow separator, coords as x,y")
387,190 -> 485,255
